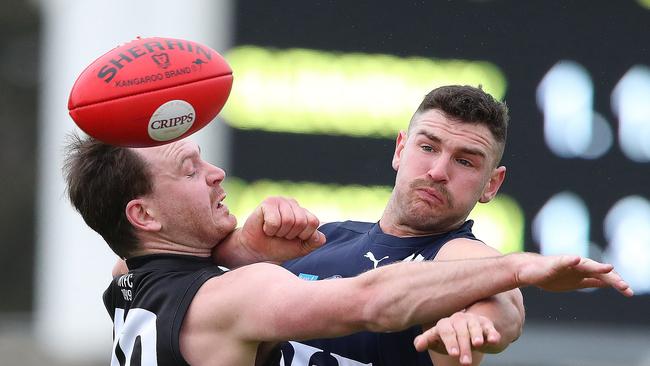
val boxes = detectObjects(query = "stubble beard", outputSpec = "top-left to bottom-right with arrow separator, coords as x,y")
179,206 -> 237,250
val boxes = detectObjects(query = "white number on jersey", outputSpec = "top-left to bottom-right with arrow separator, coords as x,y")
111,308 -> 158,366
281,341 -> 372,366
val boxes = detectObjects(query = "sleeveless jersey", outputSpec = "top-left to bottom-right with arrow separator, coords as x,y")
280,220 -> 477,366
103,254 -> 225,366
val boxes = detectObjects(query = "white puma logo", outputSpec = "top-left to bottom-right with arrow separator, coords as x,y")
364,251 -> 389,269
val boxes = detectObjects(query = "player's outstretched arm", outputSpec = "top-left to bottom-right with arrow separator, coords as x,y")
189,252 -> 632,345
212,196 -> 326,267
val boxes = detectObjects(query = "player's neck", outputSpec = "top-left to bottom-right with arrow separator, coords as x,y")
378,219 -> 443,238
136,237 -> 213,258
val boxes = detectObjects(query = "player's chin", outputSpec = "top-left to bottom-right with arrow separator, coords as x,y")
220,212 -> 237,230
408,200 -> 440,217
210,215 -> 237,242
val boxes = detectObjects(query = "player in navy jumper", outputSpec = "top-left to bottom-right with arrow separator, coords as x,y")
282,85 -> 537,366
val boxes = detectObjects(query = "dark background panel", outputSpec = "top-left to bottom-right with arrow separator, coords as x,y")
232,0 -> 650,325
0,0 -> 40,312
230,128 -> 397,185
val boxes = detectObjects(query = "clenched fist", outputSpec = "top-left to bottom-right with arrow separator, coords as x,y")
213,197 -> 326,267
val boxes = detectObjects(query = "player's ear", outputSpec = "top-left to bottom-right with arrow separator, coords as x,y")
479,166 -> 506,203
392,131 -> 407,171
125,198 -> 162,232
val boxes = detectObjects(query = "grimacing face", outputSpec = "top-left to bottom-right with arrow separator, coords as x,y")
386,109 -> 506,236
132,140 -> 237,249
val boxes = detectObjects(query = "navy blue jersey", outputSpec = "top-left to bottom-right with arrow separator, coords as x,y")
280,220 -> 477,366
103,254 -> 225,366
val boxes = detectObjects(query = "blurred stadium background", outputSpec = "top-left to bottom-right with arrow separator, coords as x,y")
1,0 -> 649,365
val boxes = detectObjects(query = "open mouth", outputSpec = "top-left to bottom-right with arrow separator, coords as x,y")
215,192 -> 227,209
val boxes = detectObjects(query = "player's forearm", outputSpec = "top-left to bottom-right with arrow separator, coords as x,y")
358,255 -> 520,332
463,290 -> 525,353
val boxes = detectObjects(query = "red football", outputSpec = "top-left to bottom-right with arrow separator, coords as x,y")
68,37 -> 233,147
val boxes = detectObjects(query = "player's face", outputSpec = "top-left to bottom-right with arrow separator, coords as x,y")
135,140 -> 237,248
388,109 -> 505,234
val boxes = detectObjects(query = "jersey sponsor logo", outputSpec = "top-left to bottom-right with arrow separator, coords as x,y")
112,308 -> 158,366
402,253 -> 426,262
281,341 -> 372,366
298,273 -> 319,281
363,251 -> 389,269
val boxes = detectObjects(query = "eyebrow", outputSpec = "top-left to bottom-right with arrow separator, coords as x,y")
176,148 -> 200,170
417,131 -> 487,159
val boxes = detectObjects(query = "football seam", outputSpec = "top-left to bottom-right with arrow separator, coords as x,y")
69,71 -> 232,110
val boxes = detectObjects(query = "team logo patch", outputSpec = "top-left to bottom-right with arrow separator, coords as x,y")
298,273 -> 319,281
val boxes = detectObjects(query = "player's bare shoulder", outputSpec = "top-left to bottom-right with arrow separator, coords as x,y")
185,263 -> 283,326
436,237 -> 502,261
180,263 -> 287,365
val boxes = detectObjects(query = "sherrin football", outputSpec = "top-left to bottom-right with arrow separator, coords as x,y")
68,37 -> 233,147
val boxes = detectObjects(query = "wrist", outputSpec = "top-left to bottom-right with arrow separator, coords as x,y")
507,252 -> 543,288
213,228 -> 262,267
502,253 -> 527,288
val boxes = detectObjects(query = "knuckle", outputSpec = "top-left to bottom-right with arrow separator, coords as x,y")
264,216 -> 281,229
306,213 -> 320,227
293,215 -> 308,228
436,318 -> 451,327
439,327 -> 455,337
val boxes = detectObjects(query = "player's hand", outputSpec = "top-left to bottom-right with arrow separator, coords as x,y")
514,253 -> 633,296
414,311 -> 499,365
236,196 -> 326,263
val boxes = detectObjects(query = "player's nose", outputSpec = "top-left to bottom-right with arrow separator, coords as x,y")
206,164 -> 226,186
426,158 -> 450,183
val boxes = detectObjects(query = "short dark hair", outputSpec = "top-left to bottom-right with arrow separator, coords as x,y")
63,134 -> 153,257
410,85 -> 509,162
